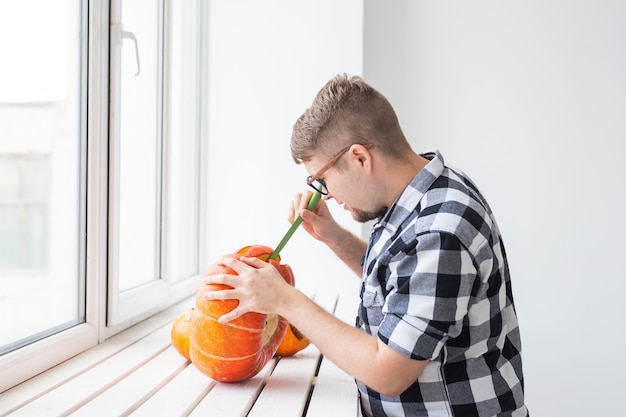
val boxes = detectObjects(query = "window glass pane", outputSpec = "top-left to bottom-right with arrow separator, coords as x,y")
164,0 -> 201,281
118,0 -> 162,291
0,0 -> 84,354
0,159 -> 19,199
0,206 -> 20,268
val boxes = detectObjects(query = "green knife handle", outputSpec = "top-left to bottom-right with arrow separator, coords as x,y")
269,191 -> 322,260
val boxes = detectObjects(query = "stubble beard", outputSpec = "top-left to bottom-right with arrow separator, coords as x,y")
350,206 -> 389,223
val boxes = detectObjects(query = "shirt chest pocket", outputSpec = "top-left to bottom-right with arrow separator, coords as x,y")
359,282 -> 386,329
360,255 -> 389,310
362,286 -> 385,308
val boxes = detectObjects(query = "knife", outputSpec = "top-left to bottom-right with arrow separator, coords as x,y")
268,191 -> 322,260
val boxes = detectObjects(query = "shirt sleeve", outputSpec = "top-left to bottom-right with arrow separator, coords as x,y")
377,231 -> 479,361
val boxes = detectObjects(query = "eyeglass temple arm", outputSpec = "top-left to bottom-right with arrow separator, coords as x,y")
268,191 -> 322,260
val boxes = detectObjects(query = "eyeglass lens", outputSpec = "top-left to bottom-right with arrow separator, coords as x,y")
306,176 -> 328,195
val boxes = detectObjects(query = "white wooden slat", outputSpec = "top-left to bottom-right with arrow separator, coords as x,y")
188,359 -> 277,417
8,325 -> 172,416
0,290 -> 365,417
129,359 -> 215,417
311,291 -> 339,315
0,296 -> 193,416
247,344 -> 321,417
68,347 -> 188,416
333,290 -> 359,324
305,289 -> 360,416
306,357 -> 359,417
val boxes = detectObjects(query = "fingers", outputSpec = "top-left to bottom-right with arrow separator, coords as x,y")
289,191 -> 322,223
298,190 -> 314,213
218,256 -> 265,273
216,309 -> 240,324
202,256 -> 276,323
288,192 -> 308,223
202,276 -> 245,323
204,294 -> 245,324
202,257 -> 261,287
237,256 -> 267,268
203,272 -> 236,287
202,283 -> 237,298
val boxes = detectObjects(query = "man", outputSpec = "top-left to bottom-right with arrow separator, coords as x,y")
203,74 -> 528,417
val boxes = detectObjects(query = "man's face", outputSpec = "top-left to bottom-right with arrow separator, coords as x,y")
305,147 -> 387,223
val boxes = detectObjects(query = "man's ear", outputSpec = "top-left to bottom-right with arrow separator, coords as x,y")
350,144 -> 372,169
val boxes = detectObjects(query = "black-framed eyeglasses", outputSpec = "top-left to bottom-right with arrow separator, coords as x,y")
306,143 -> 373,195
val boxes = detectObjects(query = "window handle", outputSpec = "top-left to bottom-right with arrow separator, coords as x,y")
121,29 -> 141,76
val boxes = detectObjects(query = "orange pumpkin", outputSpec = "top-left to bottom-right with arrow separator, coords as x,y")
189,245 -> 295,382
275,323 -> 311,357
171,307 -> 194,361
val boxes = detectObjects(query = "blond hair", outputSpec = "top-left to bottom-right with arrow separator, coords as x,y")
290,74 -> 411,165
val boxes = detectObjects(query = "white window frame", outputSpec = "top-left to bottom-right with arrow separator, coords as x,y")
0,0 -> 102,393
105,0 -> 207,336
0,0 -> 209,392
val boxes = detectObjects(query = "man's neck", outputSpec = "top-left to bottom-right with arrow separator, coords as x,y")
382,153 -> 430,208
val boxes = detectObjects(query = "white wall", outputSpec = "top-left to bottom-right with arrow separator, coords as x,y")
204,0 -> 363,297
206,1 -> 626,414
364,1 -> 626,415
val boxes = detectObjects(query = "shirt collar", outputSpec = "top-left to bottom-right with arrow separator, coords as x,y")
372,149 -> 445,233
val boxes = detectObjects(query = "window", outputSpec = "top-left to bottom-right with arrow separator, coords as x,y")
107,0 -> 205,329
0,0 -> 207,391
0,0 -> 85,357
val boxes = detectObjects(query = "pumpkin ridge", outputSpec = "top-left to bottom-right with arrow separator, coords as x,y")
189,342 -> 263,362
197,313 -> 265,334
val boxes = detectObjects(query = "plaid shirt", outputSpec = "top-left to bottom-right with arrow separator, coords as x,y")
357,151 -> 527,417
